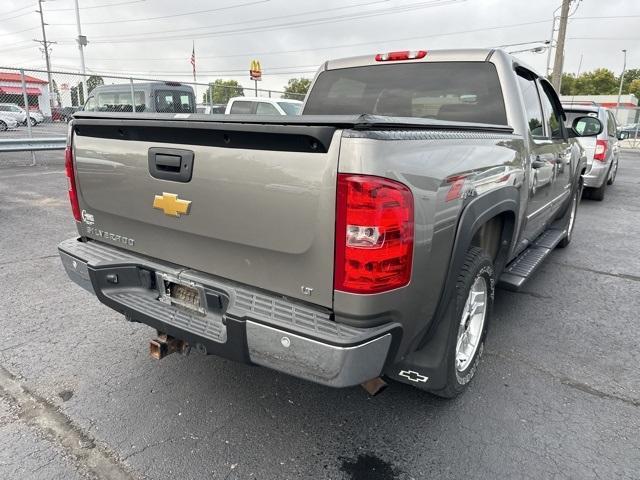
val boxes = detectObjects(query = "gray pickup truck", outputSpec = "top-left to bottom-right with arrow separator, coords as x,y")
58,49 -> 602,397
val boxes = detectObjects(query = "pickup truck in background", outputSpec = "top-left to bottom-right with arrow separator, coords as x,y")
58,49 -> 601,397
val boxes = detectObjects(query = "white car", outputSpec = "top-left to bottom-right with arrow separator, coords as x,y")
225,97 -> 303,115
0,103 -> 43,126
0,113 -> 18,131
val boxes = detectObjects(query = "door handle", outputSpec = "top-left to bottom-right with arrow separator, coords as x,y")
148,147 -> 194,182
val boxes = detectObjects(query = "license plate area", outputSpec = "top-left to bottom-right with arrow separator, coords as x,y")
156,272 -> 206,315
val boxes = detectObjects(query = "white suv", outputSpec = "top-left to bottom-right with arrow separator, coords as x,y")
0,103 -> 44,126
225,97 -> 303,115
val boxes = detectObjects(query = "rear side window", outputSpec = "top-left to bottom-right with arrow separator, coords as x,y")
155,90 -> 195,113
230,101 -> 255,114
538,82 -> 564,139
304,62 -> 507,125
255,102 -> 279,115
607,111 -> 617,137
516,74 -> 545,138
95,91 -> 145,112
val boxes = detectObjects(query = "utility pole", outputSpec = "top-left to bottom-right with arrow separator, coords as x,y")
35,0 -> 55,111
73,0 -> 87,76
615,49 -> 627,120
551,0 -> 572,91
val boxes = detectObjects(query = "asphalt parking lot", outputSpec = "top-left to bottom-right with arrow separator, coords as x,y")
1,150 -> 639,480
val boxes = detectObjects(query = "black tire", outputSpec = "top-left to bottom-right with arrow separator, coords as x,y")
0,120 -> 6,132
589,181 -> 606,201
29,117 -> 37,127
430,247 -> 494,398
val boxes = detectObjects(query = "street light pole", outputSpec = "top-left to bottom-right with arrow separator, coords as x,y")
615,49 -> 627,120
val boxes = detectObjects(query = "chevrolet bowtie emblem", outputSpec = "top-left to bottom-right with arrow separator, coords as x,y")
153,192 -> 192,217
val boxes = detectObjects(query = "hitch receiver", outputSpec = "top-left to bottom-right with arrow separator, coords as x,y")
149,333 -> 189,360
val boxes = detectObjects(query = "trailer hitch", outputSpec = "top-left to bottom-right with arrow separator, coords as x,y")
149,333 -> 190,360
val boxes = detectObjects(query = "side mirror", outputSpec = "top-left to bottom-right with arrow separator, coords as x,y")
618,132 -> 628,141
570,116 -> 603,138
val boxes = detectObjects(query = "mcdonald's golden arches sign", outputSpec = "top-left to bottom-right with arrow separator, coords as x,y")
250,60 -> 262,81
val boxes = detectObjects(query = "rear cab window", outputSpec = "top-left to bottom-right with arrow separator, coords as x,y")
516,73 -> 545,138
255,102 -> 280,115
229,101 -> 255,114
303,62 -> 507,125
94,91 -> 146,112
155,90 -> 195,113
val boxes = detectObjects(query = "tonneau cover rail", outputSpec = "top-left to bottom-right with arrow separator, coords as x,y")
72,112 -> 514,134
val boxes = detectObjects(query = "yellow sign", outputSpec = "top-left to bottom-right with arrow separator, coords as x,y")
153,192 -> 192,217
250,59 -> 262,81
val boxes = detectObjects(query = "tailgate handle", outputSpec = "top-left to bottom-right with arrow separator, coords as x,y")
148,147 -> 194,182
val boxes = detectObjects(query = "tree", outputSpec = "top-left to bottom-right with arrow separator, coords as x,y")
573,68 -> 618,95
283,78 -> 311,100
86,75 -> 104,95
628,79 -> 640,99
203,79 -> 243,104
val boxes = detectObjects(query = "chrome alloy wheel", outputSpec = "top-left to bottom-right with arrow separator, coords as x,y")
455,276 -> 488,372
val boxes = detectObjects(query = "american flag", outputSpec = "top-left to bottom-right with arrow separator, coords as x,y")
190,43 -> 196,77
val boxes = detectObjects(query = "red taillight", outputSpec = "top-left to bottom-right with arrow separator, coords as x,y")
335,174 -> 414,294
593,139 -> 608,162
375,50 -> 427,62
64,145 -> 81,221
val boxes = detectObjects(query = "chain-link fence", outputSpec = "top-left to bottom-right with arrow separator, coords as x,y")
0,66 -> 306,165
613,106 -> 640,149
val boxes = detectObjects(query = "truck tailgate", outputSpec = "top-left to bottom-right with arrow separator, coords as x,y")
72,119 -> 341,307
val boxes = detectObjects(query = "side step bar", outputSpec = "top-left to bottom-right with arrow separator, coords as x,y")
499,228 -> 566,291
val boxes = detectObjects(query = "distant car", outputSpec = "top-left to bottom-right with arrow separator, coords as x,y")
0,113 -> 18,131
0,103 -> 26,125
0,103 -> 44,126
83,82 -> 196,113
563,104 -> 620,201
618,128 -> 639,140
52,106 -> 81,122
196,104 -> 226,114
27,109 -> 44,125
225,97 -> 303,115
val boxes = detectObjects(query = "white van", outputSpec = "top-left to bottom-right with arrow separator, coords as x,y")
225,97 -> 303,115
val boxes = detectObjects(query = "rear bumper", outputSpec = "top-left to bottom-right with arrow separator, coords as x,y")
583,160 -> 610,188
58,238 -> 398,388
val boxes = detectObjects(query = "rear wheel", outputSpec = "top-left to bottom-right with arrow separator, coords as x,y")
29,117 -> 37,127
589,180 -> 606,201
430,247 -> 494,398
0,121 -> 6,132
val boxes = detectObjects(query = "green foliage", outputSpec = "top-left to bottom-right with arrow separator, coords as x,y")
203,79 -> 244,104
86,75 -> 104,94
628,79 -> 640,99
560,68 -> 640,97
283,78 -> 311,100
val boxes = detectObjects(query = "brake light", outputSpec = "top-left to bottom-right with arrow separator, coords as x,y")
335,174 -> 414,294
593,139 -> 608,162
64,144 -> 81,221
375,50 -> 427,62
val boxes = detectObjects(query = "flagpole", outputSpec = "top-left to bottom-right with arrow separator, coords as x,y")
191,41 -> 198,102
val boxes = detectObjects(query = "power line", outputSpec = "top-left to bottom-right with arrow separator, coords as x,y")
50,0 -> 271,25
65,0 -> 466,44
0,3 -> 36,16
87,0 -> 390,40
71,17 -> 551,62
46,0 -> 146,11
4,8 -> 39,22
0,26 -> 40,38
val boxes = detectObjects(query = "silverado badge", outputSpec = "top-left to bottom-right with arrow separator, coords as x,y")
153,192 -> 192,217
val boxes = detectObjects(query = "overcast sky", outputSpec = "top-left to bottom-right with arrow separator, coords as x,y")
1,0 -> 639,92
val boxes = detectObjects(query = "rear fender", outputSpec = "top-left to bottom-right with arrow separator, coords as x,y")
386,186 -> 519,389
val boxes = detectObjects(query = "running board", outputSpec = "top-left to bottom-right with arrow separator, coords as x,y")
499,229 -> 566,291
